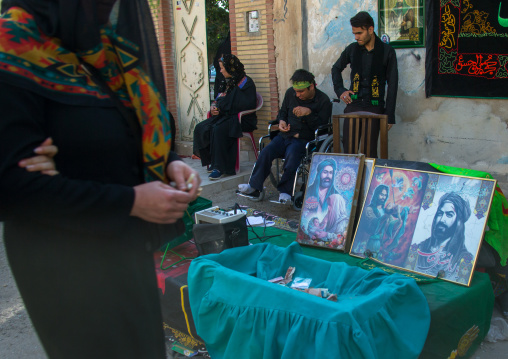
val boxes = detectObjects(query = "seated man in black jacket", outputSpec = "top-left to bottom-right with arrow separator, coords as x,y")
238,69 -> 332,203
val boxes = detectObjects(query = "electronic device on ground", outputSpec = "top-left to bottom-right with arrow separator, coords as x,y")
194,206 -> 246,224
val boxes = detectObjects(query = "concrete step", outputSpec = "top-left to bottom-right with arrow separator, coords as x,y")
181,157 -> 254,198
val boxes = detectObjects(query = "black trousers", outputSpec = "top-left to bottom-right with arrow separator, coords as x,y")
4,219 -> 166,359
193,116 -> 237,174
249,134 -> 307,195
342,104 -> 384,158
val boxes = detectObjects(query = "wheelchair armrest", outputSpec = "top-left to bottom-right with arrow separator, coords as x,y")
259,134 -> 272,151
259,122 -> 281,150
268,123 -> 280,134
314,123 -> 332,139
304,123 -> 333,157
305,139 -> 316,155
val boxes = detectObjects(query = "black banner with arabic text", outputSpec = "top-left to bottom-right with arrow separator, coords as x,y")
426,0 -> 508,98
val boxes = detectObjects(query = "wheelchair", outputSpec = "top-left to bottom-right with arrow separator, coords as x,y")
257,117 -> 336,211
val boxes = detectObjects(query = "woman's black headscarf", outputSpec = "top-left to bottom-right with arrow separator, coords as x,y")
217,54 -> 246,95
1,0 -> 166,99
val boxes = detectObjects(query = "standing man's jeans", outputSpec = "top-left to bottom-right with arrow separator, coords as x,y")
249,134 -> 307,195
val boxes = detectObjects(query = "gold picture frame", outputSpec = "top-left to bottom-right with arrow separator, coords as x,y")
378,0 -> 425,48
350,166 -> 496,286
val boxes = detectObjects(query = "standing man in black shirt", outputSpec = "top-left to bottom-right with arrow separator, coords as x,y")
238,69 -> 332,203
332,11 -> 398,158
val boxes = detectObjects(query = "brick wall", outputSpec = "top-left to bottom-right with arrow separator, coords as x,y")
152,1 -> 179,135
230,0 -> 279,148
154,0 -> 278,157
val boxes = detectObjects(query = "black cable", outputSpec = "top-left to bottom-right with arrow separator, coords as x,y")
231,202 -> 278,242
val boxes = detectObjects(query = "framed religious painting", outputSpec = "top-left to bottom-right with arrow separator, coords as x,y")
349,166 -> 496,286
351,158 -> 376,236
378,0 -> 425,47
296,153 -> 364,252
358,158 -> 376,210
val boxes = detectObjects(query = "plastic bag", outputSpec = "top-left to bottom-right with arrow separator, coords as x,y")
485,317 -> 508,342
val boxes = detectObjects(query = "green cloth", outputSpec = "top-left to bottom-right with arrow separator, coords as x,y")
429,163 -> 508,266
292,81 -> 311,89
247,227 -> 493,359
188,241 -> 430,359
160,197 -> 212,252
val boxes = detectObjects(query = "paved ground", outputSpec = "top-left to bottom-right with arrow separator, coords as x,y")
2,158 -> 508,358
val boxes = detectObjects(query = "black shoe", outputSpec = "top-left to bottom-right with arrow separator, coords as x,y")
236,189 -> 263,201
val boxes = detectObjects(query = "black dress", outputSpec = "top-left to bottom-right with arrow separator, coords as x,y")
193,76 -> 257,174
0,82 -> 182,359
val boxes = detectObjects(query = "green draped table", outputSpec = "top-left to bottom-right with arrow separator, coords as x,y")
249,226 -> 494,359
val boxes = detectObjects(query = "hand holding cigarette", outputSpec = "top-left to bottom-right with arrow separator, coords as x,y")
166,161 -> 202,200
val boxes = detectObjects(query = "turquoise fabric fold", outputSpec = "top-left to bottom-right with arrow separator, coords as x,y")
188,242 -> 431,359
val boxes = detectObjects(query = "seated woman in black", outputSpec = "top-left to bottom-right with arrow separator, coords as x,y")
193,54 -> 257,180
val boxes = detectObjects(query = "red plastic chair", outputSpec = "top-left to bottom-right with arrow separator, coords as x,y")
235,92 -> 263,173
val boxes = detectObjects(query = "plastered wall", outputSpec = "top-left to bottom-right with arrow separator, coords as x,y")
273,0 -> 508,190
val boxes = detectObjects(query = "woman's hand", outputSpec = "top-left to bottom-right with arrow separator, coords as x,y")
167,160 -> 201,201
18,137 -> 59,175
210,104 -> 220,116
130,161 -> 201,224
130,181 -> 193,224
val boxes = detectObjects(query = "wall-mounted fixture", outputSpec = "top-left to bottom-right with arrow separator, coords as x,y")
248,11 -> 259,33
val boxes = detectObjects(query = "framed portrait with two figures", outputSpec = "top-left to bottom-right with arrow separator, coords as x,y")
378,0 -> 425,47
350,166 -> 496,286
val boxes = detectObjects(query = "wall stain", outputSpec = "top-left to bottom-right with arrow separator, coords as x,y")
314,18 -> 351,50
320,0 -> 340,12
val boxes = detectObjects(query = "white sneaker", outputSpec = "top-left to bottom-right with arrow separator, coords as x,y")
238,183 -> 255,194
278,193 -> 291,204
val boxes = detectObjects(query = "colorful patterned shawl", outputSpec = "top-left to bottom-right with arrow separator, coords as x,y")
0,7 -> 171,182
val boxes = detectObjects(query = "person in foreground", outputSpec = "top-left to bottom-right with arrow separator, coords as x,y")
0,1 -> 200,358
332,11 -> 398,157
193,54 -> 257,180
238,69 -> 332,203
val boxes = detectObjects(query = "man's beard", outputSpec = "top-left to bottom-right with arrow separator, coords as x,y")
320,177 -> 332,189
375,195 -> 387,207
433,221 -> 457,242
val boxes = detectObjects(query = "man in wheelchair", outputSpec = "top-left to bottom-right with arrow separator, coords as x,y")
237,69 -> 332,203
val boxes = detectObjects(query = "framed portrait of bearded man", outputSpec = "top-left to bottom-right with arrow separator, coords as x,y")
350,166 -> 496,286
378,0 -> 425,48
296,153 -> 364,252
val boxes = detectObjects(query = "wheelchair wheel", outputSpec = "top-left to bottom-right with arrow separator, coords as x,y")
318,134 -> 334,153
292,191 -> 304,211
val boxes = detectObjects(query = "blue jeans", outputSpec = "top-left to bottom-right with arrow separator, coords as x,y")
249,134 -> 307,195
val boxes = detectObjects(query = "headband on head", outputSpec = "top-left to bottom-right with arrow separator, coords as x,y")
292,81 -> 311,90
